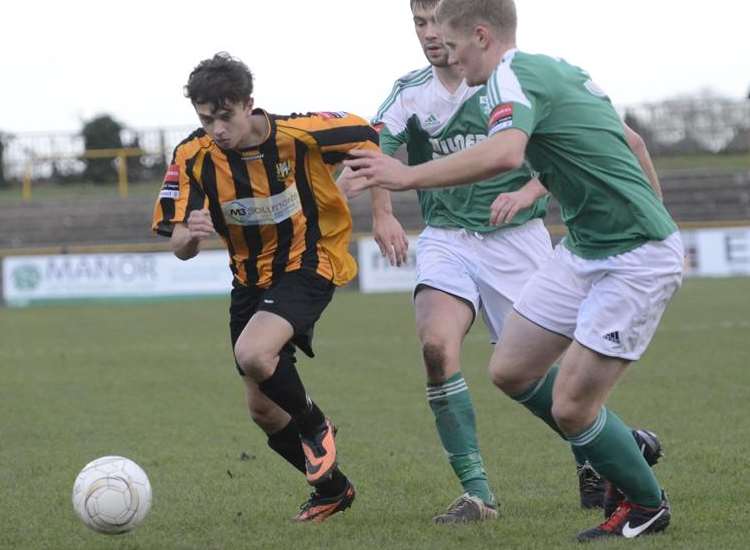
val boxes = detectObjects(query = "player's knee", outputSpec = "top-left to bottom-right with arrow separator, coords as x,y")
551,399 -> 590,436
489,359 -> 528,395
234,344 -> 277,381
421,339 -> 454,383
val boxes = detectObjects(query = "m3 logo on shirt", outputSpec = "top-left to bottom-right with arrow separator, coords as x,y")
222,184 -> 302,226
488,103 -> 514,132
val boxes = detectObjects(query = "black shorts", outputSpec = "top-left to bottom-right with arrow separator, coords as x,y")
229,269 -> 335,375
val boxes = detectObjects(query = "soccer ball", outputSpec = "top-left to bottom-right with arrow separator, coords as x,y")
72,456 -> 152,534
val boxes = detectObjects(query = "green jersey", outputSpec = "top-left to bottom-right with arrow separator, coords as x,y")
373,65 -> 548,233
486,49 -> 677,258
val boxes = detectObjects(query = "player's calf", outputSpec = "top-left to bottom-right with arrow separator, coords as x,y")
603,429 -> 664,517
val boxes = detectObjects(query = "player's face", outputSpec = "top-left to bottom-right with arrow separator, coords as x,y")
442,24 -> 490,86
194,99 -> 253,150
412,5 -> 450,67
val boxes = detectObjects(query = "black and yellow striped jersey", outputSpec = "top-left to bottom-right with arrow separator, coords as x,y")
152,109 -> 379,288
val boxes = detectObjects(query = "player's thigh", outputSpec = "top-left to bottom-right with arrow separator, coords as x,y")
574,234 -> 684,361
244,269 -> 335,364
414,227 -> 480,350
476,219 -> 553,342
490,311 -> 570,393
552,341 -> 629,434
234,311 -> 295,379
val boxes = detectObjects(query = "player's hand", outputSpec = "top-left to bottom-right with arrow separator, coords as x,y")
490,188 -> 535,225
336,166 -> 371,199
372,212 -> 409,266
186,208 -> 215,240
343,149 -> 414,194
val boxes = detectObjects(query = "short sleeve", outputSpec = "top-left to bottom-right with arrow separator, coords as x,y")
151,144 -> 206,237
485,61 -> 541,138
301,112 -> 380,166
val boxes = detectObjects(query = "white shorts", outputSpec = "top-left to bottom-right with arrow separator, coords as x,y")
415,219 -> 553,343
515,232 -> 684,361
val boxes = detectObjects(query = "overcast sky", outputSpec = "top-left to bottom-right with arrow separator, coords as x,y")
2,0 -> 748,134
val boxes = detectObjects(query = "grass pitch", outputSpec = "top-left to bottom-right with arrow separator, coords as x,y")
1,278 -> 749,549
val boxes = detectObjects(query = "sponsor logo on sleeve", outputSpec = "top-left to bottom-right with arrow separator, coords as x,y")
488,103 -> 514,132
159,163 -> 181,199
317,111 -> 348,120
163,163 -> 179,183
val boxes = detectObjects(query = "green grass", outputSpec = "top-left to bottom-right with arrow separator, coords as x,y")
1,278 -> 749,549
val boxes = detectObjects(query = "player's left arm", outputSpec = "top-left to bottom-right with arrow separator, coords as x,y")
623,122 -> 663,200
344,129 -> 527,193
305,112 -> 380,164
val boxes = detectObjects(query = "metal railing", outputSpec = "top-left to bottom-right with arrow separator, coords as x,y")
20,147 -> 146,200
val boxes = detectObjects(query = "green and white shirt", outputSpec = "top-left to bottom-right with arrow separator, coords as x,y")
373,65 -> 548,233
486,49 -> 677,258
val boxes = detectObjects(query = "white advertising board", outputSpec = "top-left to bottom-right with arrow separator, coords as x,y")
356,227 -> 750,294
2,251 -> 233,307
682,227 -> 750,277
357,236 -> 418,293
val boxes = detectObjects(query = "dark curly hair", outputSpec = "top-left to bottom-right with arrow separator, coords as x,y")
184,52 -> 254,111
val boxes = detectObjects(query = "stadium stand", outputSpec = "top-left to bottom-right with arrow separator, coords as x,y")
1,170 -> 749,251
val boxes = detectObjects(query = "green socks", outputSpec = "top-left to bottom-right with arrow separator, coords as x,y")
427,373 -> 495,506
511,365 -> 661,506
568,408 -> 662,507
510,365 -> 588,465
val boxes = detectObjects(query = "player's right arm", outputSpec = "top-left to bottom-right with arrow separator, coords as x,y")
367,95 -> 411,266
371,123 -> 409,266
170,209 -> 215,260
151,133 -> 210,260
489,176 -> 548,225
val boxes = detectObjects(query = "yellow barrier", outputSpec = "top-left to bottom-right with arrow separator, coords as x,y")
20,147 -> 145,201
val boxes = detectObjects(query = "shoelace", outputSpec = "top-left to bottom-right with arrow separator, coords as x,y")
299,492 -> 322,511
579,467 -> 602,492
445,495 -> 475,516
600,501 -> 633,532
582,475 -> 602,492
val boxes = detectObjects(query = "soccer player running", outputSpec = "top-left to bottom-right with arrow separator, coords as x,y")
347,0 -> 568,524
152,53 -> 380,523
344,0 -> 683,541
344,0 -> 662,524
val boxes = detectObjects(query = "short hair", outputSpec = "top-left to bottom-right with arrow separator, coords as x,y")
411,0 -> 440,11
184,52 -> 254,110
436,0 -> 517,36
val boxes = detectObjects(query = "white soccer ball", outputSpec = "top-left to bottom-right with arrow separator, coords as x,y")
72,455 -> 152,534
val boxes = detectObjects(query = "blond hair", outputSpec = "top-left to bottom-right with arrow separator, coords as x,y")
411,0 -> 440,10
436,0 -> 517,37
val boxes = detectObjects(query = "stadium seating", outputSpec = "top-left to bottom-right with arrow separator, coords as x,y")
0,170 -> 748,251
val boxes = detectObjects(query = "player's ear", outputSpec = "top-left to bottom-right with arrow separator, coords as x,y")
475,24 -> 490,49
243,97 -> 254,115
